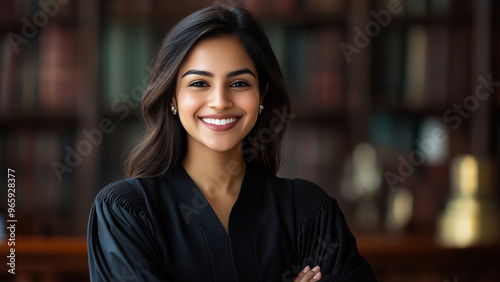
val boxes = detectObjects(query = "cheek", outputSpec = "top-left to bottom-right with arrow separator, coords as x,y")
178,92 -> 204,115
238,92 -> 260,114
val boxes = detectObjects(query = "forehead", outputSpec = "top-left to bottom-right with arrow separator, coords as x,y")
179,35 -> 257,75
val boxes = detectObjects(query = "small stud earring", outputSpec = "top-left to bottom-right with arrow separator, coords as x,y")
171,105 -> 177,115
259,105 -> 264,114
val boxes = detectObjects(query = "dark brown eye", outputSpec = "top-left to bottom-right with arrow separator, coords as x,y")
189,81 -> 209,87
230,81 -> 250,87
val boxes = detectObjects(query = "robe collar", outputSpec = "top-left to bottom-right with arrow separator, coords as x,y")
166,163 -> 262,282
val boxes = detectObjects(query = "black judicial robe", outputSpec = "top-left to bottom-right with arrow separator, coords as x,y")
87,165 -> 376,282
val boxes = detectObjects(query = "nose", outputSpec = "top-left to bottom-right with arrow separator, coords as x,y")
207,86 -> 232,110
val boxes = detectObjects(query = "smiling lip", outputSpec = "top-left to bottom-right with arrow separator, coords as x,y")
198,114 -> 241,132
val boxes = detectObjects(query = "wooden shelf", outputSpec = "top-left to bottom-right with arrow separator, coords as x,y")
370,106 -> 452,117
358,234 -> 500,282
0,112 -> 78,129
0,237 -> 89,282
1,236 -> 499,282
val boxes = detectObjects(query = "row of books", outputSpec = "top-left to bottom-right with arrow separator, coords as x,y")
372,24 -> 474,110
100,20 -> 157,108
0,20 -> 157,114
0,120 -> 142,236
0,0 -> 466,27
101,0 -> 344,17
0,25 -> 79,114
0,0 -> 76,23
101,22 -> 347,111
1,129 -> 75,235
101,21 -> 346,112
369,113 -> 449,166
374,0 -> 452,18
267,25 -> 345,111
278,122 -> 346,196
278,114 -> 451,191
244,0 -> 343,15
0,4 -> 491,115
1,21 -> 345,116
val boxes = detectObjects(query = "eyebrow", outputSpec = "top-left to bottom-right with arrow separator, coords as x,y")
227,69 -> 256,78
181,68 -> 256,78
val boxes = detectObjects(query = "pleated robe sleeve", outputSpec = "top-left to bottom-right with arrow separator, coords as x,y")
294,179 -> 377,282
87,180 -> 169,282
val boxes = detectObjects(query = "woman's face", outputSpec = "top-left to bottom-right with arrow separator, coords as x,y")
175,35 -> 261,154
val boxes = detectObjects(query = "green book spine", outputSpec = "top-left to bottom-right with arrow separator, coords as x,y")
100,20 -> 155,110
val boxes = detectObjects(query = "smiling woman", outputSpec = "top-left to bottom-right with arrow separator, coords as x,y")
87,4 -> 376,282
175,35 -> 261,155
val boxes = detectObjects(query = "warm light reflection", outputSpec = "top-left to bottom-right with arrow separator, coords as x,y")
393,189 -> 413,228
386,188 -> 413,232
342,142 -> 382,231
353,142 -> 381,193
439,199 -> 480,248
439,155 -> 499,248
455,155 -> 478,197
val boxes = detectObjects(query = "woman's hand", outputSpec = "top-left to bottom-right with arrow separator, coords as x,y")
294,265 -> 322,282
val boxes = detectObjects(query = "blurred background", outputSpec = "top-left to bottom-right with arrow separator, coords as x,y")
1,0 -> 499,281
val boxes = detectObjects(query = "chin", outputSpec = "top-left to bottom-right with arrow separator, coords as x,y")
206,143 -> 239,153
203,139 -> 241,153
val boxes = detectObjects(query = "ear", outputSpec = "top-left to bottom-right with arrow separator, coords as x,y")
171,96 -> 177,107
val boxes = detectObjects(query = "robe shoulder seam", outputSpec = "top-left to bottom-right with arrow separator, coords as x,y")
293,179 -> 338,227
96,179 -> 149,216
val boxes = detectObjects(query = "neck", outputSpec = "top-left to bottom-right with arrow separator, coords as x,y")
183,141 -> 246,199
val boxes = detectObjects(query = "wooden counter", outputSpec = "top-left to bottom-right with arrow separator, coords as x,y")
1,236 -> 499,281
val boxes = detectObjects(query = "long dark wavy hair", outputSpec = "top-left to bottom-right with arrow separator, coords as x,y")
125,5 -> 291,178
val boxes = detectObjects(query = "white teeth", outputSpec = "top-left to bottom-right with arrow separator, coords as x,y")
202,118 -> 237,125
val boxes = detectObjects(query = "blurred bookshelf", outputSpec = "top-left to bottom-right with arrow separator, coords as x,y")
0,0 -> 499,281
